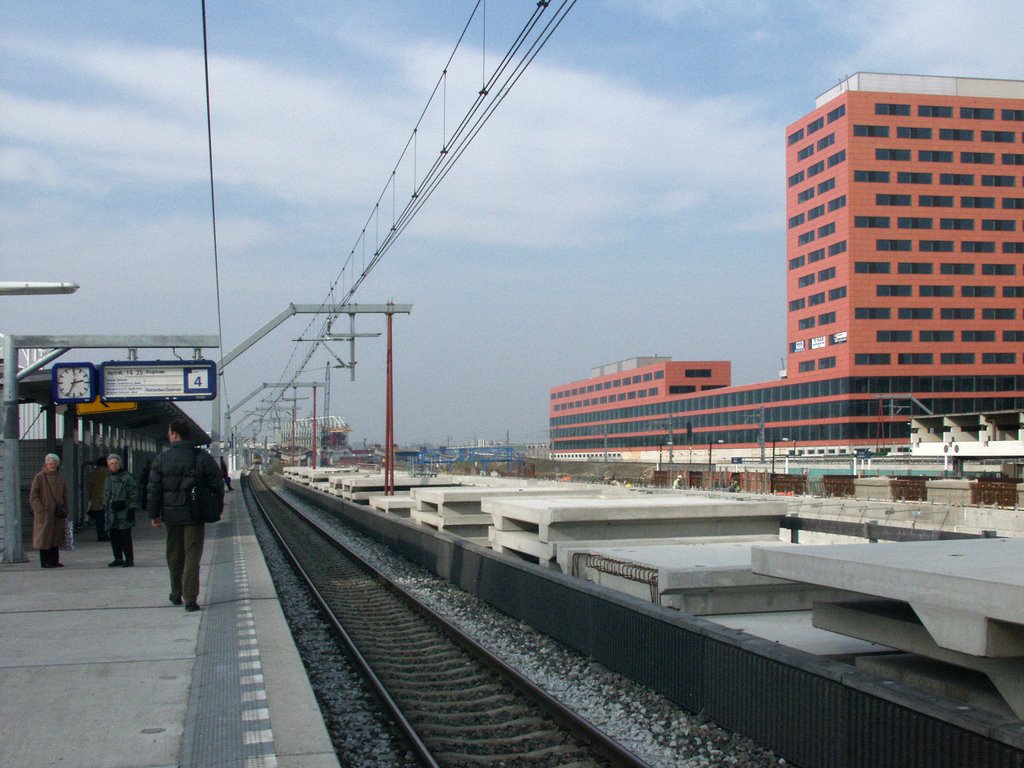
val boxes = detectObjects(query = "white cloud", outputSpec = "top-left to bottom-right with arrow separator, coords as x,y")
0,4 -> 819,443
382,51 -> 781,250
4,26 -> 784,259
625,0 -> 770,24
822,0 -> 1024,79
0,89 -> 207,190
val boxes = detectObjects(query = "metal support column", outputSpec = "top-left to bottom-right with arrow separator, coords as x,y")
384,307 -> 395,495
2,334 -> 24,562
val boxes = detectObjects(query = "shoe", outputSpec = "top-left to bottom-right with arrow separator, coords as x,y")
185,603 -> 200,613
169,594 -> 183,606
108,561 -> 124,567
41,563 -> 54,569
54,563 -> 65,567
123,562 -> 134,567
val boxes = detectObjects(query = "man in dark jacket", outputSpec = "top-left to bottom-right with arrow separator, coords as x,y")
148,419 -> 224,612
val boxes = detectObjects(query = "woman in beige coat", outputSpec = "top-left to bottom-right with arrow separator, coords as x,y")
29,453 -> 69,568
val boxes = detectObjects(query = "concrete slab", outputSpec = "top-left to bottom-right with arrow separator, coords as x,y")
412,485 -> 628,509
708,610 -> 894,660
555,541 -> 860,614
329,474 -> 460,503
752,538 -> 1024,658
369,494 -> 416,516
486,496 -> 785,564
409,486 -> 622,539
814,600 -> 1024,719
489,527 -> 560,566
858,654 -> 1016,720
488,495 -> 785,535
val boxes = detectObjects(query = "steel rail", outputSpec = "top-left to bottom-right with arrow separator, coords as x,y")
244,471 -> 439,768
246,470 -> 655,768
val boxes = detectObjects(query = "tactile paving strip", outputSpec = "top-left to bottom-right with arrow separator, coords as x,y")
180,493 -> 278,768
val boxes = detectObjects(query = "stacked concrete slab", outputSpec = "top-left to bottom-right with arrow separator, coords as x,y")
282,466 -> 312,484
556,541 -> 862,615
409,485 -> 629,546
752,537 -> 1024,719
368,494 -> 416,516
486,495 -> 786,567
329,472 -> 458,504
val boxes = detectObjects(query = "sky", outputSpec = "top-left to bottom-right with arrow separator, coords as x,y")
2,1 -> 1023,449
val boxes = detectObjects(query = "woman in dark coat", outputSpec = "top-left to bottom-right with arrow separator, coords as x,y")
29,453 -> 69,568
103,454 -> 139,567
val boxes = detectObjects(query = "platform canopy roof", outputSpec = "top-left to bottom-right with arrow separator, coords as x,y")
6,367 -> 210,446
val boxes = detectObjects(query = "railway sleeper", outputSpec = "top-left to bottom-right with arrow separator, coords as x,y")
417,716 -> 552,736
431,744 -> 600,766
400,703 -> 537,722
386,685 -> 509,703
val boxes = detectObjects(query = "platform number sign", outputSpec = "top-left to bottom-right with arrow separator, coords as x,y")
186,367 -> 210,393
100,360 -> 217,401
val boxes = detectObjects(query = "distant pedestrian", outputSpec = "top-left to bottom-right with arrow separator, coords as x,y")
148,419 -> 223,612
220,457 -> 233,492
29,453 -> 68,568
103,454 -> 139,567
87,456 -> 110,541
672,474 -> 682,490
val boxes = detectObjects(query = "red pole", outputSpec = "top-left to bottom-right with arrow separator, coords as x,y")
385,307 -> 394,494
311,384 -> 317,469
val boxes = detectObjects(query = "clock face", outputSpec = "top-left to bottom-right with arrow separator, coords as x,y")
54,365 -> 94,402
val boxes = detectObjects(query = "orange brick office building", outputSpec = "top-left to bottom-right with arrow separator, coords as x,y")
550,74 -> 1024,462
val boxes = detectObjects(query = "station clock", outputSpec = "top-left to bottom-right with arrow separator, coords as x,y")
52,363 -> 97,404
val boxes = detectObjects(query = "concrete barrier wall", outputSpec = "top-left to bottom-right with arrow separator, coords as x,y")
927,480 -> 973,506
850,477 -> 1022,509
853,477 -> 890,500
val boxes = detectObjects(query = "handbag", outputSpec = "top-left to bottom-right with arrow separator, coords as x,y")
45,474 -> 67,518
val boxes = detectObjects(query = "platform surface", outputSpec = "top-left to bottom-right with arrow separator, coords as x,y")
0,485 -> 338,768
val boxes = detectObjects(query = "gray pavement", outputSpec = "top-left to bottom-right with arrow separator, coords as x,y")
0,485 -> 339,768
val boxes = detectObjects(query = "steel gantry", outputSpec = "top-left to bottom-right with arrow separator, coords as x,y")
211,303 -> 411,463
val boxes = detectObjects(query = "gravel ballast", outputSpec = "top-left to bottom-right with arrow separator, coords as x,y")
254,484 -> 787,768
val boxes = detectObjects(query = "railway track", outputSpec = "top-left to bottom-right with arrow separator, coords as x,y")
245,470 -> 653,768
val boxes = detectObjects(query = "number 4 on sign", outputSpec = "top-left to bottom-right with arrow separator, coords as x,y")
187,369 -> 209,390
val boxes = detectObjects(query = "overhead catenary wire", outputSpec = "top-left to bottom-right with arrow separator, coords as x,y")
201,0 -> 228,413
257,0 -> 576,428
